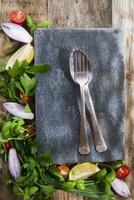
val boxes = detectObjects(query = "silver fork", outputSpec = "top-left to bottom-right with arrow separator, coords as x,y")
73,49 -> 90,154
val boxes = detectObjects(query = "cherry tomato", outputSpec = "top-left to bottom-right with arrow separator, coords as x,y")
58,165 -> 70,177
116,165 -> 130,179
9,10 -> 26,25
19,91 -> 32,104
4,141 -> 12,152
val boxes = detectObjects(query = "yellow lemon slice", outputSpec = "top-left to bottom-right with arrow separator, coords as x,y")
6,43 -> 34,69
69,162 -> 100,181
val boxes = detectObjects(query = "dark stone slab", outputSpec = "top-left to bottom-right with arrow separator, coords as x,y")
34,28 -> 125,163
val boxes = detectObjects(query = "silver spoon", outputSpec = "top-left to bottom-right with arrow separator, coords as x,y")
70,48 -> 107,153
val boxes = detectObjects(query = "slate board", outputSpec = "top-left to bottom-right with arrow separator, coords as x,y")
34,28 -> 125,163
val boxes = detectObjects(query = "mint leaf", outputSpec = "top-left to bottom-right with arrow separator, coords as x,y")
25,64 -> 51,74
37,20 -> 49,28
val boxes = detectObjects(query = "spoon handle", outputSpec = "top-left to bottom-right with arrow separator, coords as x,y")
84,85 -> 107,152
79,85 -> 90,154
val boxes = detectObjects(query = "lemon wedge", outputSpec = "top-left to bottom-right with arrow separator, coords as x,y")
6,43 -> 34,69
69,162 -> 100,181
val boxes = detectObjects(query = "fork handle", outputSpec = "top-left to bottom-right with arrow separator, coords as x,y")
79,86 -> 90,154
84,85 -> 107,152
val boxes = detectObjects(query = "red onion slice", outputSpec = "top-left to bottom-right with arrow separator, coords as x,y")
111,178 -> 131,198
8,148 -> 21,180
3,102 -> 34,120
1,23 -> 33,43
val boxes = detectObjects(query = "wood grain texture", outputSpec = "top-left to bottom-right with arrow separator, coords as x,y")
112,1 -> 134,200
48,0 -> 112,28
0,0 -> 48,22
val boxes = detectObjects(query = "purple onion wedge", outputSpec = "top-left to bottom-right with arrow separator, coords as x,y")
111,178 -> 131,198
3,102 -> 34,120
1,23 -> 33,43
8,148 -> 21,180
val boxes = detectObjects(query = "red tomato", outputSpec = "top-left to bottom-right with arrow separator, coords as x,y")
4,141 -> 12,152
9,10 -> 26,25
116,165 -> 130,179
58,165 -> 70,177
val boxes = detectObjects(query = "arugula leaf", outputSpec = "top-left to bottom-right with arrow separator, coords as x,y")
37,20 -> 49,28
26,15 -> 36,32
25,64 -> 51,74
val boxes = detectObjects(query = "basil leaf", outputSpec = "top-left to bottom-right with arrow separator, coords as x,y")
7,60 -> 22,78
37,20 -> 49,28
96,168 -> 107,180
26,15 -> 36,32
62,181 -> 76,190
40,185 -> 56,195
25,64 -> 51,74
106,171 -> 116,183
38,150 -> 52,165
13,185 -> 23,196
29,186 -> 38,195
75,180 -> 85,190
2,121 -> 11,139
111,160 -> 125,169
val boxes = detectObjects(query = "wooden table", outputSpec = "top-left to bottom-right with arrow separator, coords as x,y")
0,0 -> 133,200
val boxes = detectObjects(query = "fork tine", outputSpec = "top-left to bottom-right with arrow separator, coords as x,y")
77,50 -> 80,72
73,50 -> 77,73
82,51 -> 85,72
85,53 -> 88,73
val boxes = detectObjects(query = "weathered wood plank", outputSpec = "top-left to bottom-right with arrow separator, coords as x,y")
112,0 -> 134,200
0,0 -> 48,22
48,0 -> 112,28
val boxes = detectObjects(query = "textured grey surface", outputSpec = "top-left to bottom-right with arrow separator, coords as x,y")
34,28 -> 125,163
